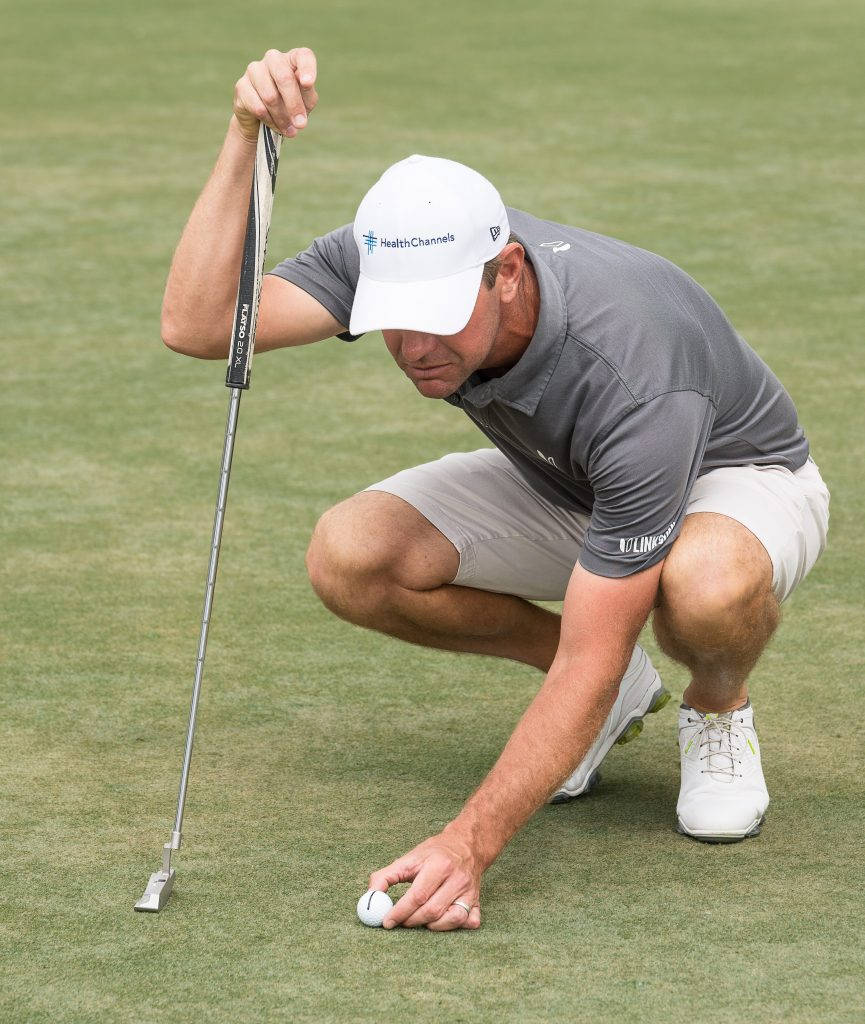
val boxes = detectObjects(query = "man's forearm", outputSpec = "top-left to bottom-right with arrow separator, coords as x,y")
161,117 -> 260,356
448,649 -> 630,869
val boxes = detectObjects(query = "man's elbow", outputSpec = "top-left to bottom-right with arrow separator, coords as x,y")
161,312 -> 226,360
160,314 -> 191,354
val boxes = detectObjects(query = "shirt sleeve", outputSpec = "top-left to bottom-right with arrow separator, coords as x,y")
578,390 -> 715,577
267,223 -> 363,341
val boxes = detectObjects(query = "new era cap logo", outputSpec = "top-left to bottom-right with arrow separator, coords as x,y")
490,225 -> 501,242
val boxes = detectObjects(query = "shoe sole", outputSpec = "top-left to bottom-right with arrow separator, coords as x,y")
675,813 -> 766,844
549,682 -> 670,804
549,768 -> 602,804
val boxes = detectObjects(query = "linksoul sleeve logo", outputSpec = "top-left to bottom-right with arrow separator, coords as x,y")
619,521 -> 677,555
363,229 -> 378,255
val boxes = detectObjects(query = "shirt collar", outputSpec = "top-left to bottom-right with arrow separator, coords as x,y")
451,242 -> 568,414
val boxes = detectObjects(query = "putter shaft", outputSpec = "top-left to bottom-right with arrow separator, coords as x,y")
136,123 -> 281,914
175,386 -> 242,839
134,389 -> 242,912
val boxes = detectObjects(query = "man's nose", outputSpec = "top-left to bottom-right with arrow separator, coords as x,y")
400,331 -> 439,363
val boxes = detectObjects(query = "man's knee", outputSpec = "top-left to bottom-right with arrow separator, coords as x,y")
656,512 -> 776,636
305,490 -> 459,619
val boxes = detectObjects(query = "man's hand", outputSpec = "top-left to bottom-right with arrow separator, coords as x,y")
369,827 -> 483,931
232,47 -> 318,144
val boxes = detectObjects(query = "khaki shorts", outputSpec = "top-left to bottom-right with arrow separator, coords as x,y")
366,449 -> 830,603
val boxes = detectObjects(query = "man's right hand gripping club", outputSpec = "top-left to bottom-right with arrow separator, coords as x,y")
232,47 -> 319,143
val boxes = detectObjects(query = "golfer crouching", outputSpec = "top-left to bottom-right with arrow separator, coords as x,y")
161,47 -> 830,931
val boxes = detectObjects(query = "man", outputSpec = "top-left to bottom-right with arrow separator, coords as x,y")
162,47 -> 830,932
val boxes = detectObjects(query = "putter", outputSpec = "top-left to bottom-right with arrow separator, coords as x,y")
135,122 -> 282,912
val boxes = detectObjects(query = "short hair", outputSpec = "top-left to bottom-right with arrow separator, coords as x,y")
481,233 -> 518,288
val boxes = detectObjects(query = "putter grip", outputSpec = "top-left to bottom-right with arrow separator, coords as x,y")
226,124 -> 282,389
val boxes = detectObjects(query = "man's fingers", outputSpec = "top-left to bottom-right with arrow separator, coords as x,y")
289,46 -> 318,88
422,904 -> 466,931
399,884 -> 453,928
383,863 -> 450,929
299,83 -> 318,114
425,901 -> 481,932
400,871 -> 475,929
368,853 -> 420,895
248,60 -> 295,135
263,49 -> 311,129
234,77 -> 291,139
289,50 -> 318,116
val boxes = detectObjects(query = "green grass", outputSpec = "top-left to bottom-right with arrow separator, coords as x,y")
2,0 -> 864,1021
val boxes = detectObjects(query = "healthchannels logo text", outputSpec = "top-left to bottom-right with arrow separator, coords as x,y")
364,228 -> 455,255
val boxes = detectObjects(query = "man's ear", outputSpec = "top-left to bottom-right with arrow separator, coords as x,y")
497,243 -> 525,302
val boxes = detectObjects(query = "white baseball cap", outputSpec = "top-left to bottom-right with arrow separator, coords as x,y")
349,154 -> 510,336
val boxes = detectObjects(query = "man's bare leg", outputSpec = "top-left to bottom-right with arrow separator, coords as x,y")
305,491 -> 561,672
653,512 -> 779,840
653,512 -> 780,711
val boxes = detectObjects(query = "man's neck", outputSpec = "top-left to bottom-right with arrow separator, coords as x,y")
478,259 -> 541,379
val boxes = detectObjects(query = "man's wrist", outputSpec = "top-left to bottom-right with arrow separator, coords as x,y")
444,810 -> 504,873
228,114 -> 261,148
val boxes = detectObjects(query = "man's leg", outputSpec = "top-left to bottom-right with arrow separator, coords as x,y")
652,511 -> 778,841
306,449 -> 670,803
653,511 -> 780,712
305,490 -> 562,672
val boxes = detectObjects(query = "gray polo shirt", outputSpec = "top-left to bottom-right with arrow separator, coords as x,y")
270,208 -> 809,578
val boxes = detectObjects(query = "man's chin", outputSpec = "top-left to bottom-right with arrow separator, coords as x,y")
411,376 -> 461,399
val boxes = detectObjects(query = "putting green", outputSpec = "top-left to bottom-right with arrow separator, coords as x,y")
2,1 -> 863,1021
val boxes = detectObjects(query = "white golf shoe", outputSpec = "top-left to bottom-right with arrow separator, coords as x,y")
676,702 -> 769,842
549,644 -> 669,803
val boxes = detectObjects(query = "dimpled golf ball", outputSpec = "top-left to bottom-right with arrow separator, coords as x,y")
357,889 -> 393,927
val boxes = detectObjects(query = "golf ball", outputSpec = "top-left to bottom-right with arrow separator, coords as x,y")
357,888 -> 393,927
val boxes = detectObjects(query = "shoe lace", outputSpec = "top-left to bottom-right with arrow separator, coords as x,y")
688,711 -> 745,781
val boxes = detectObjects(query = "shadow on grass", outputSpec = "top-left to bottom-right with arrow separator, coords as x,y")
543,772 -> 679,830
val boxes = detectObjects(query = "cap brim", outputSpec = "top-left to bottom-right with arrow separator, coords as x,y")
349,264 -> 483,336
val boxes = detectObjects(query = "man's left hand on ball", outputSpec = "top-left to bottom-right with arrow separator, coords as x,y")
368,827 -> 483,931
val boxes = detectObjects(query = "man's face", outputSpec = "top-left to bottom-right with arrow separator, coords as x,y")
381,282 -> 500,400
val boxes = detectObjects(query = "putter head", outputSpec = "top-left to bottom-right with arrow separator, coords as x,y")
134,869 -> 176,913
